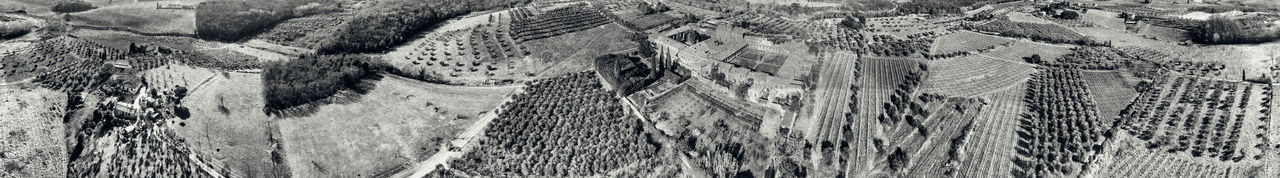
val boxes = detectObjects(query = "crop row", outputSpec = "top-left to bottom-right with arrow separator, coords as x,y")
1119,75 -> 1260,162
510,4 -> 611,42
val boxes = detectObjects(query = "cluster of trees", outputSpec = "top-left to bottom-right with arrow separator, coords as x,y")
195,0 -> 331,42
863,35 -> 931,57
1014,67 -> 1105,177
316,0 -> 531,54
595,54 -> 661,96
964,19 -> 1103,46
896,0 -> 1011,15
261,54 -> 388,111
838,16 -> 867,30
254,14 -> 347,48
1165,60 -> 1225,77
1189,17 -> 1280,44
1037,2 -> 1081,20
449,72 -> 657,176
3,37 -> 130,91
0,19 -> 34,39
1037,47 -> 1131,70
636,1 -> 670,15
52,0 -> 96,13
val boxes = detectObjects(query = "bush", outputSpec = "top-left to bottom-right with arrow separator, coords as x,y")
0,21 -> 34,39
52,0 -> 96,13
1056,11 -> 1079,20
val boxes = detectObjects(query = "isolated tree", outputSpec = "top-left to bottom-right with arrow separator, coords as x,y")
1057,11 -> 1080,20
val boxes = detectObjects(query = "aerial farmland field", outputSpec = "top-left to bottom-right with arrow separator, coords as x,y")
66,1 -> 197,34
928,30 -> 1015,55
921,55 -> 1034,97
4,0 -> 1280,177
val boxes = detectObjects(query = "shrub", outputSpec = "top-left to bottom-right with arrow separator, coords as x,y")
52,0 -> 96,13
0,21 -> 34,39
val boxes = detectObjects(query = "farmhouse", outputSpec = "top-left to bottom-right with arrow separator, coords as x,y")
649,23 -> 790,77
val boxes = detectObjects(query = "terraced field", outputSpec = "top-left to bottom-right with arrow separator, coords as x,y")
984,40 -> 1074,61
1080,71 -> 1140,119
929,31 -> 1015,55
921,55 -> 1034,97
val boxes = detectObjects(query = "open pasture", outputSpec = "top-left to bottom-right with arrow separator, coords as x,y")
280,76 -> 518,177
523,23 -> 637,78
1079,10 -> 1126,30
169,70 -> 288,178
921,55 -> 1034,97
66,2 -> 196,34
0,86 -> 67,177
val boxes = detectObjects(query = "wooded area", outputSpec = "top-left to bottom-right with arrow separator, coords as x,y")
262,54 -> 389,111
1189,17 -> 1280,44
195,0 -> 329,42
52,0 -> 96,13
316,0 -> 532,54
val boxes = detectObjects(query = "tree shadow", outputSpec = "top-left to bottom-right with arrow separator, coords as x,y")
264,74 -> 383,118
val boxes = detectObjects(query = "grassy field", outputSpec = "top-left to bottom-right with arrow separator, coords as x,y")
279,75 -> 518,177
957,83 -> 1025,178
0,86 -> 67,177
1080,10 -> 1125,31
1080,71 -> 1139,119
929,31 -> 1015,55
525,23 -> 637,78
921,55 -> 1035,97
158,66 -> 290,177
67,2 -> 197,34
1006,12 -> 1055,24
0,0 -> 54,15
